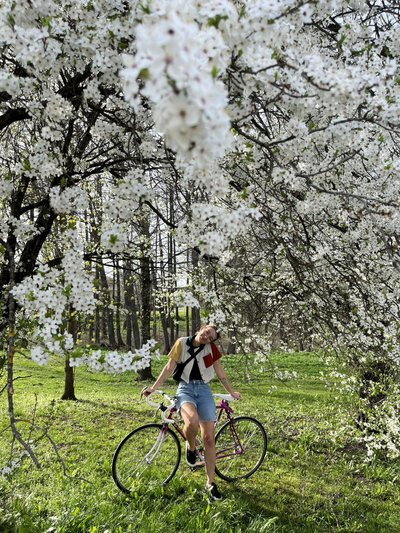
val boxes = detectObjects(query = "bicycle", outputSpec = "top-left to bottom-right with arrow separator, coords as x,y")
111,390 -> 268,494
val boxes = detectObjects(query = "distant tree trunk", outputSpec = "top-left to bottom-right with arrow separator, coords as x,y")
191,306 -> 201,333
114,260 -> 124,348
167,233 -> 175,345
94,266 -> 101,345
131,286 -> 141,349
123,262 -> 141,350
185,250 -> 191,336
101,302 -> 108,341
94,305 -> 101,344
158,229 -> 170,352
186,307 -> 190,336
124,265 -> 133,350
226,328 -> 237,355
168,191 -> 177,344
175,305 -> 179,339
161,311 -> 170,353
137,211 -> 153,380
61,309 -> 77,400
271,326 -> 281,350
152,300 -> 157,339
151,258 -> 158,340
99,260 -> 116,348
191,249 -> 201,333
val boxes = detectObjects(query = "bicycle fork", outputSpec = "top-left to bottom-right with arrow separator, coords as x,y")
144,426 -> 170,464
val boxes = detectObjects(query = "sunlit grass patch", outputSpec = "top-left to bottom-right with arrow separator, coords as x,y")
1,351 -> 400,532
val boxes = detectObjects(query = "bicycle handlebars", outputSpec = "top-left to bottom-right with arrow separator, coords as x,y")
213,393 -> 237,402
143,390 -> 175,409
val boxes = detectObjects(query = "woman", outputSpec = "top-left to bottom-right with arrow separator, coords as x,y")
142,324 -> 241,501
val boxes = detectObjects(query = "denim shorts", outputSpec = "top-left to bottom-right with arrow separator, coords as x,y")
175,380 -> 216,422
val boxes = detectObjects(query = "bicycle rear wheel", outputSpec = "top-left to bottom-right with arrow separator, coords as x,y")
112,423 -> 181,493
215,416 -> 267,482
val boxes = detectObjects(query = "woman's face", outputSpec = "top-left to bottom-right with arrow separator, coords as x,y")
195,326 -> 218,344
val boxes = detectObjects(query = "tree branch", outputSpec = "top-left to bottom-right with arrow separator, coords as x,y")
0,107 -> 30,130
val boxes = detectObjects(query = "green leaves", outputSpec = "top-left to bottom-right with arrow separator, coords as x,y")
139,2 -> 152,15
138,67 -> 150,81
6,12 -> 15,30
207,14 -> 229,29
40,15 -> 52,31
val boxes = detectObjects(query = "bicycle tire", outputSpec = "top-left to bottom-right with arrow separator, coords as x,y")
112,423 -> 181,493
215,416 -> 267,482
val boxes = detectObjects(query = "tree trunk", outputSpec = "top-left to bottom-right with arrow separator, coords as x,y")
168,233 -> 175,346
98,260 -> 116,348
131,286 -> 141,349
124,269 -> 133,350
226,328 -> 237,354
185,250 -> 191,336
137,211 -> 153,381
61,311 -> 77,400
161,311 -> 170,353
157,226 -> 170,352
191,306 -> 201,333
123,262 -> 141,349
6,238 -> 18,441
61,357 -> 77,400
6,235 -> 41,466
94,309 -> 101,345
191,250 -> 201,333
114,260 -> 125,348
186,307 -> 190,336
175,305 -> 179,339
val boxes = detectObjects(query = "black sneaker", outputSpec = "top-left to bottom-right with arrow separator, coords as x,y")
186,442 -> 197,467
206,482 -> 223,501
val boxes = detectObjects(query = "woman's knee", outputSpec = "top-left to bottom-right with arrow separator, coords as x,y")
202,432 -> 215,448
186,418 -> 199,433
181,404 -> 199,429
201,423 -> 215,447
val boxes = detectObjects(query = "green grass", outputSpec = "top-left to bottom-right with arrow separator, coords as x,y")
1,351 -> 400,532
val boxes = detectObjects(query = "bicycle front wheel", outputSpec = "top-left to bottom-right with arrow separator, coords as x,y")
112,423 -> 181,493
215,416 -> 267,482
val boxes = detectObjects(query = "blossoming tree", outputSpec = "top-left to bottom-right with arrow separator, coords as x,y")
1,0 -> 400,462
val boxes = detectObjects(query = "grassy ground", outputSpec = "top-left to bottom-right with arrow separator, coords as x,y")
1,351 -> 399,533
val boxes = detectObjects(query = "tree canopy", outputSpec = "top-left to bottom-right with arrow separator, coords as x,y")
1,0 -> 400,458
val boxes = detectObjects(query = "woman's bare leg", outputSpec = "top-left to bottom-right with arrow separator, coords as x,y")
200,421 -> 216,485
180,403 -> 199,450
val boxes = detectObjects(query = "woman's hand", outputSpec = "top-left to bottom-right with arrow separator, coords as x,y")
231,391 -> 241,400
141,386 -> 154,397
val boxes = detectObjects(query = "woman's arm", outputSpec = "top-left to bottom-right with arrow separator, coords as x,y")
143,358 -> 177,395
213,359 -> 241,399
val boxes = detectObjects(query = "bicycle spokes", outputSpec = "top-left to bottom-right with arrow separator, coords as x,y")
112,424 -> 181,493
214,416 -> 267,482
